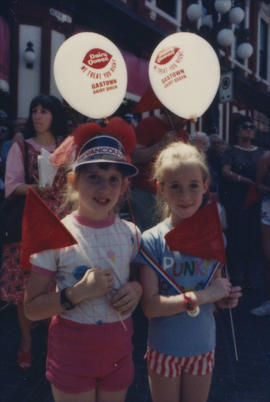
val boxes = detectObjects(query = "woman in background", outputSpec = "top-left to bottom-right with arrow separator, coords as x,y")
0,94 -> 69,369
221,116 -> 264,288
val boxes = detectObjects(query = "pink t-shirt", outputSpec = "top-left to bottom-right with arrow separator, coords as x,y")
31,212 -> 141,325
5,138 -> 56,198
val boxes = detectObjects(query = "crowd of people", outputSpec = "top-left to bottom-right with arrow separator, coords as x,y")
0,93 -> 268,402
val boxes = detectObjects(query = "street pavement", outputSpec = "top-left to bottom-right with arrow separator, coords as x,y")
1,259 -> 270,402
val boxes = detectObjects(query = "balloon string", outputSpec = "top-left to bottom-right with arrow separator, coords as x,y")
165,110 -> 188,141
125,190 -> 141,268
190,118 -> 201,152
165,109 -> 175,131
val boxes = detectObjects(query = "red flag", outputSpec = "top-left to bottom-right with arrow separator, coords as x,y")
132,87 -> 163,114
165,201 -> 226,265
20,188 -> 77,269
243,183 -> 262,209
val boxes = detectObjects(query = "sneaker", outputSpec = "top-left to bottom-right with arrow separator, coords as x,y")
251,301 -> 270,316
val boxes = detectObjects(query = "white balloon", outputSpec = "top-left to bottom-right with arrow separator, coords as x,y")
149,32 -> 220,120
54,32 -> 127,119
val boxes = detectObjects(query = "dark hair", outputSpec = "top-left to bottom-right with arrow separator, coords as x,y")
0,109 -> 12,142
76,162 -> 125,177
234,116 -> 253,135
26,94 -> 67,139
0,109 -> 9,126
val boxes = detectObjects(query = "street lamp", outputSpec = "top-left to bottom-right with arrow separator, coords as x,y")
24,41 -> 36,69
229,7 -> 245,24
185,1 -> 253,133
186,4 -> 202,21
237,42 -> 253,59
185,2 -> 253,59
214,0 -> 232,14
217,28 -> 234,47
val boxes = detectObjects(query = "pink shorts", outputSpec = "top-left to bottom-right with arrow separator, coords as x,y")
146,347 -> 215,378
46,315 -> 134,394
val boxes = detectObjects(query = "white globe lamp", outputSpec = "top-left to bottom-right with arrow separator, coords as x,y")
215,1 -> 232,14
237,43 -> 253,59
24,41 -> 36,68
186,4 -> 203,22
229,7 -> 245,24
217,29 -> 234,47
201,15 -> 213,29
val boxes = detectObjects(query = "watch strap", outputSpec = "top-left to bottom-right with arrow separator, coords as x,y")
60,287 -> 76,310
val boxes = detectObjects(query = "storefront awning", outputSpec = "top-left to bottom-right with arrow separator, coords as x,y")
122,50 -> 150,100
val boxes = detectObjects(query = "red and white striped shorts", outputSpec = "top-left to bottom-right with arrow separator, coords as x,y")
146,347 -> 215,378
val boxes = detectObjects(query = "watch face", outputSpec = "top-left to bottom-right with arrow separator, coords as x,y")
60,288 -> 75,310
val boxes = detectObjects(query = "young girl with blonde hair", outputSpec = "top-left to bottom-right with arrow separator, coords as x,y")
140,141 -> 241,402
24,119 -> 142,402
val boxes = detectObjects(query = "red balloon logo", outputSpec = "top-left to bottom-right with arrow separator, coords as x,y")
82,48 -> 112,69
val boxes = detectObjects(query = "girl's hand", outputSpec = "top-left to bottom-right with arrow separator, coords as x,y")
30,184 -> 41,193
216,286 -> 242,309
207,277 -> 232,303
110,281 -> 142,315
31,184 -> 52,197
38,185 -> 53,197
78,268 -> 114,301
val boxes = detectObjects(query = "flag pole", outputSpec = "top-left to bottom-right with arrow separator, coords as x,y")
224,265 -> 239,362
74,233 -> 127,331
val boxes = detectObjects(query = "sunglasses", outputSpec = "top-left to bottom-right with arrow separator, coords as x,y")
242,124 -> 255,130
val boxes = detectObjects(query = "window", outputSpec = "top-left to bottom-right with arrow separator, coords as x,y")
155,0 -> 177,18
259,19 -> 268,79
145,0 -> 180,26
201,0 -> 215,15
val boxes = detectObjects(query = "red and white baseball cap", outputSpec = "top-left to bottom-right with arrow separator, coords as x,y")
50,117 -> 138,177
74,134 -> 138,177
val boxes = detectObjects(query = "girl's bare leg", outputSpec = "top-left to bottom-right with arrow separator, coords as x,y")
51,385 -> 96,402
148,369 -> 181,402
181,372 -> 212,402
17,304 -> 32,351
97,388 -> 128,402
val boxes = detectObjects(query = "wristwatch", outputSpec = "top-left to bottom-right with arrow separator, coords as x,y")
60,287 -> 76,310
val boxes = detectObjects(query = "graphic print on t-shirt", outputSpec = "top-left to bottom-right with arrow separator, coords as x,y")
160,250 -> 214,295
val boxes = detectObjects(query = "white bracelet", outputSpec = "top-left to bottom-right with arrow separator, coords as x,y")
187,306 -> 200,317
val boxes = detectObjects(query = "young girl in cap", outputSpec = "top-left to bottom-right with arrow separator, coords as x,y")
140,142 -> 241,402
24,118 -> 142,402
